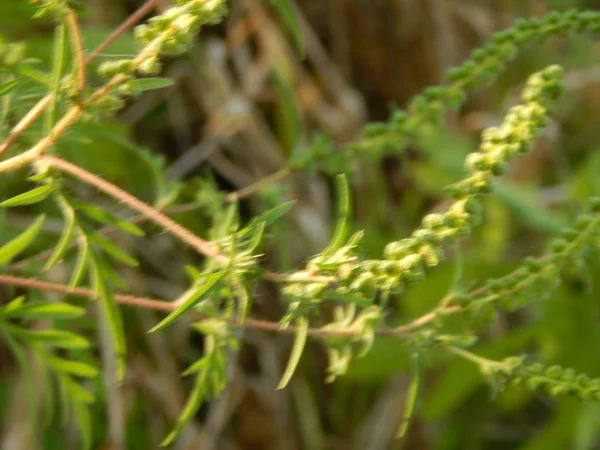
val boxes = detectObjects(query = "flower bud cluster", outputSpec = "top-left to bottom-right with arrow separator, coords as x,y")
96,0 -> 226,112
494,357 -> 600,400
350,66 -> 565,297
307,10 -> 600,173
457,197 -> 600,318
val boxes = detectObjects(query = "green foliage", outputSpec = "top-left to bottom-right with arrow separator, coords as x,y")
4,2 -> 600,448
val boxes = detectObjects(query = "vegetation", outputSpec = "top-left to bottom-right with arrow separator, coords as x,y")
2,0 -> 600,448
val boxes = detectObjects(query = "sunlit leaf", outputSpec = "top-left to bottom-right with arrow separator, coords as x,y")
322,174 -> 351,256
397,353 -> 422,437
5,301 -> 85,320
0,78 -> 22,96
0,214 -> 45,264
277,315 -> 308,389
149,271 -> 226,333
45,195 -> 76,270
47,356 -> 99,378
68,231 -> 89,289
0,184 -> 54,207
90,233 -> 138,267
10,327 -> 90,349
161,364 -> 209,446
129,77 -> 174,94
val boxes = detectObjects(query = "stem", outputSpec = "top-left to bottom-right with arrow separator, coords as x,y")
0,0 -> 161,158
84,0 -> 162,67
0,274 -> 407,337
225,167 -> 293,202
43,155 -> 225,261
65,9 -> 86,97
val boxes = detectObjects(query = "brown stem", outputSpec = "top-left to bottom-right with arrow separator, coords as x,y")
43,155 -> 226,261
65,9 -> 86,97
0,274 -> 411,337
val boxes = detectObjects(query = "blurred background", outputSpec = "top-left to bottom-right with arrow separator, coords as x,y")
3,0 -> 600,449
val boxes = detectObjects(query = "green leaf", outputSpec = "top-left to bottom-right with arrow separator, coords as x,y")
269,0 -> 305,56
5,302 -> 85,320
65,377 -> 95,404
149,271 -> 227,333
75,201 -> 144,236
10,327 -> 90,349
0,214 -> 46,264
47,22 -> 66,132
2,295 -> 26,314
277,315 -> 308,390
69,232 -> 89,289
241,201 -> 295,236
273,67 -> 300,153
0,327 -> 38,423
90,258 -> 126,381
47,356 -> 99,378
44,195 -> 76,270
0,184 -> 54,207
322,174 -> 351,256
90,233 -> 138,267
72,396 -> 92,450
129,77 -> 174,94
0,78 -> 22,96
161,364 -> 209,446
397,353 -> 422,437
18,64 -> 52,87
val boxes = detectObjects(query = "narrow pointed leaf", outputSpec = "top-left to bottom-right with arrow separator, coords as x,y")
90,258 -> 126,381
322,174 -> 351,256
91,233 -> 138,267
130,77 -> 174,94
72,396 -> 92,450
150,271 -> 226,333
161,367 -> 209,446
5,301 -> 85,320
273,67 -> 300,153
277,315 -> 308,389
269,0 -> 305,56
68,232 -> 89,289
76,201 -> 144,236
0,78 -> 22,96
397,353 -> 422,438
10,327 -> 90,349
1,184 -> 54,207
47,356 -> 99,378
47,22 -> 66,131
2,295 -> 26,313
0,215 -> 45,264
45,196 -> 76,270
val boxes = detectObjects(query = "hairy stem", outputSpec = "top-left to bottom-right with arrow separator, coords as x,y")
43,155 -> 226,261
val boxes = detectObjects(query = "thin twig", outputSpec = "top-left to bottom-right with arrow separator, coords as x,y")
43,155 -> 226,260
0,274 -> 409,337
225,167 -> 293,202
84,0 -> 162,67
